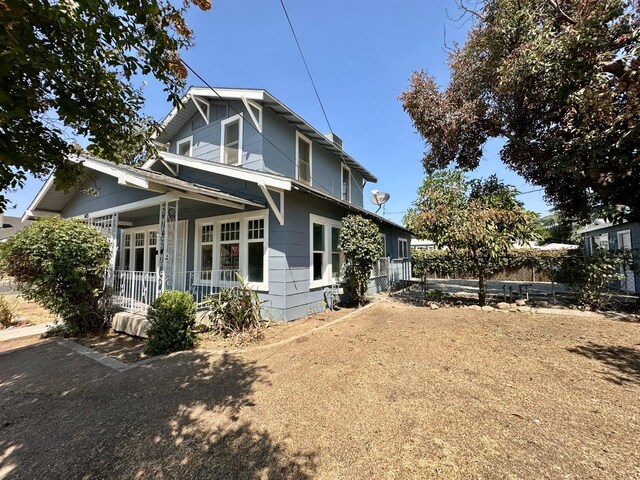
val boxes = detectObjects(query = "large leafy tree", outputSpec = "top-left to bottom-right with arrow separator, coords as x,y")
401,0 -> 640,222
0,0 -> 211,210
404,171 -> 538,305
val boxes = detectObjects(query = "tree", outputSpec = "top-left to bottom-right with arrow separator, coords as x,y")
0,0 -> 211,210
0,217 -> 112,333
536,212 -> 580,245
338,215 -> 383,306
404,171 -> 538,305
401,0 -> 640,223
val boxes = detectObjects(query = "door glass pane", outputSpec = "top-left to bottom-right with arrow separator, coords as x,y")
201,245 -> 213,271
134,248 -> 144,271
220,242 -> 240,271
248,242 -> 264,283
123,249 -> 131,270
313,252 -> 324,281
313,224 -> 324,251
149,248 -> 157,272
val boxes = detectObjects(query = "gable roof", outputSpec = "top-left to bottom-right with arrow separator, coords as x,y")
22,154 -> 265,221
155,86 -> 378,183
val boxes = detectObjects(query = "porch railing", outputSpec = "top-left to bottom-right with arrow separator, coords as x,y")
110,269 -> 240,313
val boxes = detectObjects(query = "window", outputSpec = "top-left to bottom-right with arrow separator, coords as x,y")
120,228 -> 159,272
177,137 -> 192,157
247,219 -> 265,283
296,132 -> 312,185
379,233 -> 387,257
310,214 -> 342,287
221,114 -> 243,165
398,238 -> 408,258
590,233 -> 609,251
341,165 -> 351,202
194,210 -> 269,290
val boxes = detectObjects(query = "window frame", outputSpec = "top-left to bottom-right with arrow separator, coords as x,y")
309,214 -> 343,288
119,226 -> 159,273
176,136 -> 193,157
296,131 -> 313,186
341,164 -> 351,202
379,233 -> 387,257
398,238 -> 408,259
220,113 -> 244,166
193,209 -> 269,291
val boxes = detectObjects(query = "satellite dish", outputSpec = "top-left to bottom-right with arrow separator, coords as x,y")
370,189 -> 390,213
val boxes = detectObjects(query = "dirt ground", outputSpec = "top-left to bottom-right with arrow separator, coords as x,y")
1,300 -> 639,479
1,294 -> 57,327
75,331 -> 149,364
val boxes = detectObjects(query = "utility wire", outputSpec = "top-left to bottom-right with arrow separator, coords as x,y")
278,0 -> 333,135
181,60 -> 367,202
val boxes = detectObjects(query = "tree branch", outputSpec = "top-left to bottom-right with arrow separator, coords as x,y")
546,0 -> 577,25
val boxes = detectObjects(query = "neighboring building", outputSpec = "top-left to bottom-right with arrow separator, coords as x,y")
23,87 -> 411,321
411,238 -> 437,251
577,220 -> 639,294
0,214 -> 32,243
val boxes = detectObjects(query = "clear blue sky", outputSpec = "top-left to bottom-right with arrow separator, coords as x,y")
7,0 -> 551,222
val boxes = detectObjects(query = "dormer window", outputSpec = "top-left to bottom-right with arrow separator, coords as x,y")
341,165 -> 351,202
296,132 -> 312,185
177,137 -> 192,157
221,114 -> 243,165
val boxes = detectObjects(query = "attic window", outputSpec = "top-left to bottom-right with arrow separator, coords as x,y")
177,137 -> 192,156
221,114 -> 243,165
296,132 -> 312,185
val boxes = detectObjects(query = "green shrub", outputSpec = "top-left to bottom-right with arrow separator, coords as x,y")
338,215 -> 383,306
0,217 -> 111,333
557,248 -> 632,310
0,295 -> 14,328
204,274 -> 267,338
146,291 -> 196,354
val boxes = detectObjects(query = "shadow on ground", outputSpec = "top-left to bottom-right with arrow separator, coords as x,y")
0,342 -> 316,479
568,342 -> 640,386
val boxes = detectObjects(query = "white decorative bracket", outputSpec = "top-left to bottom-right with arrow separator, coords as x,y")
258,183 -> 284,226
192,95 -> 210,123
241,97 -> 263,133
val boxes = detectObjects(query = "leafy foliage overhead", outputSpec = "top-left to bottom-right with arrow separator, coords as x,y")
405,171 -> 538,304
0,0 -> 211,210
401,0 -> 640,222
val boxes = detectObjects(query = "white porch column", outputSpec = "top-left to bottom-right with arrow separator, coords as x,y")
157,200 -> 179,293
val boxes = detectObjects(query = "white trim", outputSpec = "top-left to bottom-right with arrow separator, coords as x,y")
159,151 -> 292,191
296,131 -> 313,186
194,209 -> 269,291
258,184 -> 284,226
309,213 -> 342,289
398,238 -> 408,258
379,233 -> 387,257
22,176 -> 55,222
220,113 -> 244,166
176,136 -> 193,157
192,96 -> 210,124
242,97 -> 263,133
74,192 -> 180,219
341,164 -> 351,203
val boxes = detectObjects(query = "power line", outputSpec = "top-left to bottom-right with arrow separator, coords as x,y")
181,60 -> 366,202
278,0 -> 333,135
517,188 -> 544,195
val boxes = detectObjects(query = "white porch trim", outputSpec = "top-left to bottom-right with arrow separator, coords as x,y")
159,151 -> 292,191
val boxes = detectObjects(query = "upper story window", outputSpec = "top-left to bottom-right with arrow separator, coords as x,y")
341,165 -> 351,202
221,114 -> 243,165
177,136 -> 192,157
296,132 -> 312,185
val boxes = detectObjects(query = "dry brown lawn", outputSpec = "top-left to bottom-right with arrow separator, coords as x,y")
1,299 -> 639,479
1,294 -> 57,326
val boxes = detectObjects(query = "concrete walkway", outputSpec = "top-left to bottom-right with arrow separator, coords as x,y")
0,323 -> 51,341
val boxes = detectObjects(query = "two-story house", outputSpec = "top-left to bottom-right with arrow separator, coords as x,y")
23,87 -> 412,321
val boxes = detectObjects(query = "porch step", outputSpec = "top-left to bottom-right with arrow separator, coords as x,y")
112,312 -> 150,338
